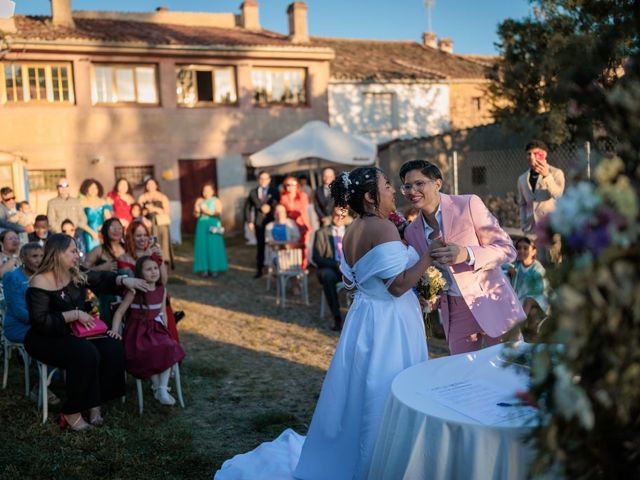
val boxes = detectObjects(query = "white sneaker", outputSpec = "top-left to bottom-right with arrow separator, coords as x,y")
154,386 -> 176,406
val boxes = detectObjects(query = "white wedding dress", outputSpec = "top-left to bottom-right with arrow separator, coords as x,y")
215,241 -> 428,480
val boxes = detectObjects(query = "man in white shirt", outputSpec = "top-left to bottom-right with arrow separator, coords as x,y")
517,140 -> 565,263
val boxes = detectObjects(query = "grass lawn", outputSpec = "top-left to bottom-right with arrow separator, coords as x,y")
0,235 -> 447,479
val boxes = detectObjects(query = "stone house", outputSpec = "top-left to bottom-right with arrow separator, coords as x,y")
0,1 -> 332,233
315,33 -> 494,145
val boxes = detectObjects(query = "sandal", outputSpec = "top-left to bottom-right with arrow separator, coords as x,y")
59,413 -> 92,432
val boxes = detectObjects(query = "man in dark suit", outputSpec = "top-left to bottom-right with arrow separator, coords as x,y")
244,170 -> 280,278
313,167 -> 336,226
312,206 -> 348,331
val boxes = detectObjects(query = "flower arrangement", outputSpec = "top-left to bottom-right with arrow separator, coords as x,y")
509,153 -> 640,477
415,266 -> 448,337
209,226 -> 225,235
388,211 -> 410,238
84,290 -> 101,320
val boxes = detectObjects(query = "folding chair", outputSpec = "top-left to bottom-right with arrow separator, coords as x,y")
273,248 -> 309,308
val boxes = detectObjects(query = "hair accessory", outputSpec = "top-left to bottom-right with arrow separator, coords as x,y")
340,172 -> 352,189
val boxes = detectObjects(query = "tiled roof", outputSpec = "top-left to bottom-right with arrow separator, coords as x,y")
10,15 -> 296,48
311,37 -> 489,81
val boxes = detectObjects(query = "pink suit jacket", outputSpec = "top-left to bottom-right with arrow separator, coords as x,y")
404,193 -> 525,338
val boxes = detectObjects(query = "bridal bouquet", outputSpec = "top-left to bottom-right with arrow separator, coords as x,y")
415,266 -> 448,337
388,210 -> 409,238
209,226 -> 225,235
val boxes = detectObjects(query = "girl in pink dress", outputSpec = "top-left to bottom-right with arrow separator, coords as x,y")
108,255 -> 185,405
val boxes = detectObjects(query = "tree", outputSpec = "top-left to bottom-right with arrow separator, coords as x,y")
489,0 -> 639,145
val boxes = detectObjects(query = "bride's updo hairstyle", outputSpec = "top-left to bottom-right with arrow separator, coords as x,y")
330,167 -> 383,217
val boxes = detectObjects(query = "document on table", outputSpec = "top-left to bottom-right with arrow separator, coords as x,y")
426,379 -> 538,427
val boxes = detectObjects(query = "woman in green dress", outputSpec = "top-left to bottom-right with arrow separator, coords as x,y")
193,184 -> 228,277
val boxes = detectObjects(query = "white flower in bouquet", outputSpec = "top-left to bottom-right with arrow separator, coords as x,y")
549,182 -> 602,235
209,226 -> 225,235
416,265 -> 447,309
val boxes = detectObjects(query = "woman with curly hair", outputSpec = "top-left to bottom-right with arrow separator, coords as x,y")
80,178 -> 113,251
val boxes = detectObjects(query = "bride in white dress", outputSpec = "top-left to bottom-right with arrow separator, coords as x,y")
215,167 -> 433,480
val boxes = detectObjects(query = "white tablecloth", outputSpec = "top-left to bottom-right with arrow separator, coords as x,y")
369,344 -> 544,480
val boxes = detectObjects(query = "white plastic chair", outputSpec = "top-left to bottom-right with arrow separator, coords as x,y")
319,281 -> 352,319
135,363 -> 185,415
36,362 -> 59,424
271,248 -> 309,308
2,335 -> 30,397
0,305 -> 31,397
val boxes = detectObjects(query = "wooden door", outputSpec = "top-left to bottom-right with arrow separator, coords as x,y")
178,159 -> 218,234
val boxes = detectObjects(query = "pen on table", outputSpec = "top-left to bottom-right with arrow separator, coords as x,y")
496,402 -> 526,407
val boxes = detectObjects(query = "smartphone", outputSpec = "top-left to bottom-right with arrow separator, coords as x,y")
149,235 -> 158,246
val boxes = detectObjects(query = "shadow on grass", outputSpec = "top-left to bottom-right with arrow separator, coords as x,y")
0,330 -> 326,479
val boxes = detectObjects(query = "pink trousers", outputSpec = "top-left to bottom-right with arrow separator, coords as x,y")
445,295 -> 502,355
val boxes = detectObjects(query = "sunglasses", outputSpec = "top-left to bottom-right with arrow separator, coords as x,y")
3,196 -> 15,201
57,184 -> 69,188
285,183 -> 297,187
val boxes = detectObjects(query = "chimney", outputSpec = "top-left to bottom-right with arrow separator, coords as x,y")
438,37 -> 453,53
51,0 -> 75,28
422,32 -> 437,48
0,0 -> 16,33
287,2 -> 309,43
240,1 -> 260,30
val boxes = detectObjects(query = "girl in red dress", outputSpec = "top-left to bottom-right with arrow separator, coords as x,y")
108,256 -> 185,405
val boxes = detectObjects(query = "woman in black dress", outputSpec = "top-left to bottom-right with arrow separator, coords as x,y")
25,234 -> 150,431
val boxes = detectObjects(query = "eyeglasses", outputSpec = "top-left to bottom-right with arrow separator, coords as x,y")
400,180 -> 433,193
3,196 -> 15,201
284,183 -> 297,187
57,184 -> 69,188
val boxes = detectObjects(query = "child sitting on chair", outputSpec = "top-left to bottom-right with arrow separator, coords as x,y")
506,237 -> 549,340
108,255 -> 185,405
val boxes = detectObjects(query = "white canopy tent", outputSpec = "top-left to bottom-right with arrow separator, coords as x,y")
248,121 -> 377,179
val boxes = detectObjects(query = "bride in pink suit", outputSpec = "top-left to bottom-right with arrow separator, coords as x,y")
215,167 -> 433,479
400,159 -> 525,355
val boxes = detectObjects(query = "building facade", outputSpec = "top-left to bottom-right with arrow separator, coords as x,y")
316,36 -> 494,145
0,1 -> 332,232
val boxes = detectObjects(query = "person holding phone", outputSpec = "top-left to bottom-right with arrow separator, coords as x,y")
517,139 -> 565,264
401,159 -> 525,355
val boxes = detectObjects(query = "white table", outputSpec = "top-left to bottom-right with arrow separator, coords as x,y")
368,344 -> 546,480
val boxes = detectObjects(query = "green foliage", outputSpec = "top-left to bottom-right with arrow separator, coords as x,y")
489,0 -> 639,145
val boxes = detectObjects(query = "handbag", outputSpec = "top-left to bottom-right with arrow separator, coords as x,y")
70,314 -> 108,338
155,212 -> 171,226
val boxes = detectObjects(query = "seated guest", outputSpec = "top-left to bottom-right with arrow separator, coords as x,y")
0,229 -> 21,280
83,218 -> 129,327
3,242 -> 60,404
265,204 -> 301,246
265,204 -> 302,271
17,201 -> 36,227
0,187 -> 33,234
130,203 -> 153,231
61,219 -> 88,259
312,207 -> 348,331
2,242 -> 44,343
28,214 -> 51,246
24,234 -> 149,431
507,237 -> 549,339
